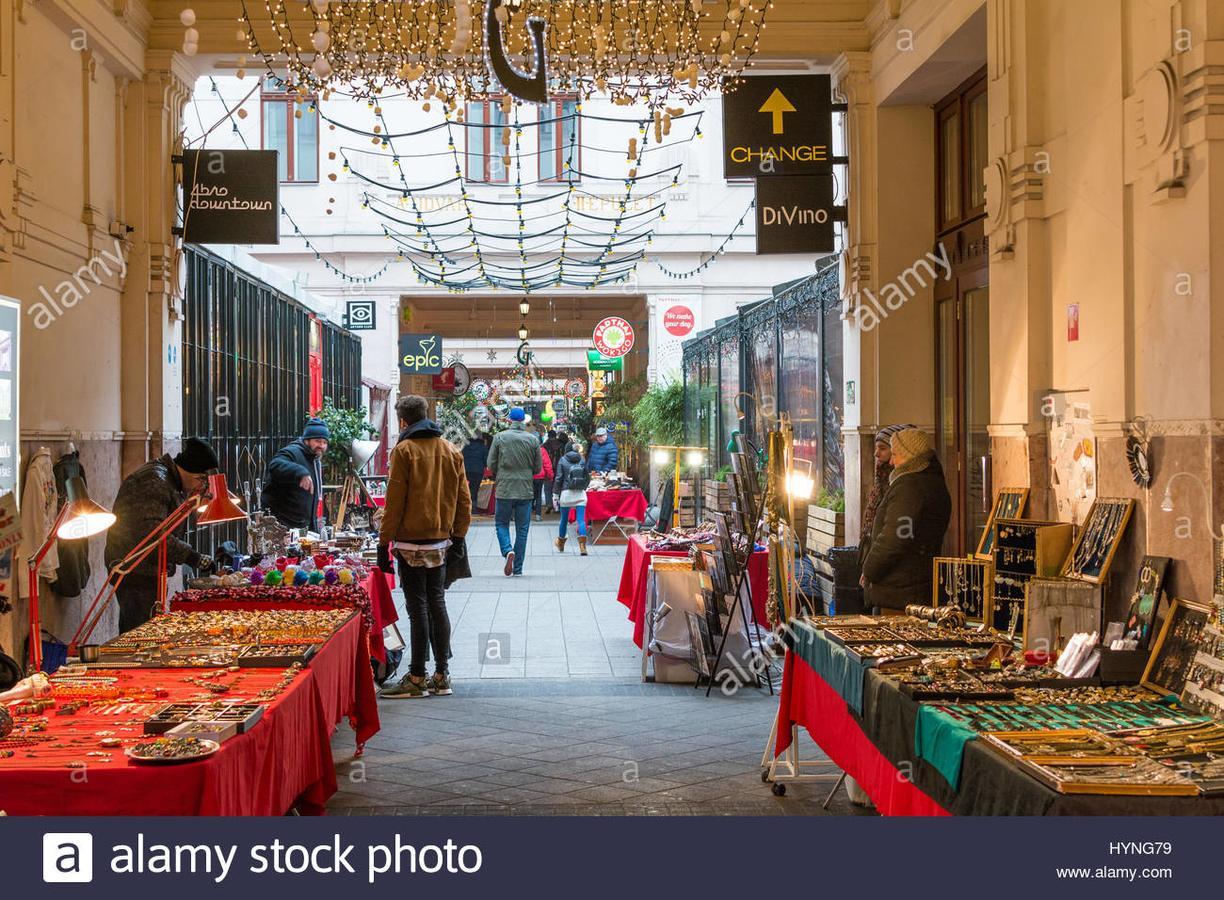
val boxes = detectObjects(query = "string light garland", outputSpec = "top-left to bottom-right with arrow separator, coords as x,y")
653,199 -> 754,279
239,0 -> 772,104
192,79 -> 392,286
327,96 -> 688,292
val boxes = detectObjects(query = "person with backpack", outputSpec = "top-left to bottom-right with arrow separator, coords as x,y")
553,442 -> 591,556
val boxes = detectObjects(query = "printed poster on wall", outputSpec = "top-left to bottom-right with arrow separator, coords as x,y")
0,297 -> 18,616
649,297 -> 699,384
1048,391 -> 1096,525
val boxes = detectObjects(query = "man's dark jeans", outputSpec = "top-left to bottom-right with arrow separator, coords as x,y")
397,559 -> 450,678
117,577 -> 158,634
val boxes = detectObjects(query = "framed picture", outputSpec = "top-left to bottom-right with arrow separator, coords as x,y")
974,487 -> 1029,560
711,511 -> 740,580
1142,599 -> 1211,696
1124,556 -> 1171,649
686,611 -> 712,677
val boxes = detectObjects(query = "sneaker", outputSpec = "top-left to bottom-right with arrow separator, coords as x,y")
429,672 -> 453,696
380,674 -> 429,699
503,551 -> 515,576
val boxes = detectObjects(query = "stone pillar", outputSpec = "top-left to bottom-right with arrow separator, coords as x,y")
118,51 -> 192,475
832,51 -> 877,544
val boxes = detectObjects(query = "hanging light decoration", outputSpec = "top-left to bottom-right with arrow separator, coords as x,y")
239,0 -> 771,103
518,323 -> 530,341
519,297 -> 531,316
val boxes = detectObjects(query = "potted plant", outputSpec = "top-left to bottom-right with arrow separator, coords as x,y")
704,464 -> 734,514
805,488 -> 846,557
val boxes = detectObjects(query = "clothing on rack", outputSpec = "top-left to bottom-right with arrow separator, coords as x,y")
17,447 -> 59,598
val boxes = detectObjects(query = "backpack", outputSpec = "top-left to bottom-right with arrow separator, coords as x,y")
564,461 -> 590,492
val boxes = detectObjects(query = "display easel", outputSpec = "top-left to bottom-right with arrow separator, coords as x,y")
702,434 -> 774,697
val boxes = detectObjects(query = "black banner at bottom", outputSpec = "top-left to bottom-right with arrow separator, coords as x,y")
0,816 -> 1213,897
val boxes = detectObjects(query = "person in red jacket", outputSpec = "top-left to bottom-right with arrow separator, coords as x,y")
532,442 -> 554,522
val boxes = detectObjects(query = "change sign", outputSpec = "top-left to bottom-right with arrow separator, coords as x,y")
755,176 -> 835,254
181,149 -> 279,244
722,74 -> 833,179
399,333 -> 444,374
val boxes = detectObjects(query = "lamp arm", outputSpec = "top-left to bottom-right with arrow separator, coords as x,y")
25,503 -> 73,673
1164,471 -> 1224,541
68,496 -> 200,650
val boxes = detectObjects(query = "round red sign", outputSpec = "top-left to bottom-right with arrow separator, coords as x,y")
592,316 -> 635,358
663,305 -> 695,337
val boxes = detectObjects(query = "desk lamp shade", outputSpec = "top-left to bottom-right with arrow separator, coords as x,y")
197,473 -> 248,524
56,476 -> 116,540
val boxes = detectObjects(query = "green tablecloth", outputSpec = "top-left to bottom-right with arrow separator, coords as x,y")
914,706 -> 979,789
786,622 -> 870,714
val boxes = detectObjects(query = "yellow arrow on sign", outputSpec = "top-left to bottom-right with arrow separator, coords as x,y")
758,87 -> 796,134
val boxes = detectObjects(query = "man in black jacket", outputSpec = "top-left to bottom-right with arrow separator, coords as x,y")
264,418 -> 330,532
106,438 -> 218,633
461,432 -> 489,515
860,428 -> 951,612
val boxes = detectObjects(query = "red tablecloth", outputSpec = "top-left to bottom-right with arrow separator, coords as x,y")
615,534 -> 770,648
774,650 -> 950,816
571,488 -> 648,523
0,614 -> 375,815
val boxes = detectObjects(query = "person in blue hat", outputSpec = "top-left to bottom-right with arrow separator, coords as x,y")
264,417 -> 330,532
487,406 -> 541,575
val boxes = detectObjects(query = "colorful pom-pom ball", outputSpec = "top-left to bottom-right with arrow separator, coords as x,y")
264,570 -> 284,586
308,570 -> 325,585
249,569 -> 265,585
338,568 -> 354,585
283,565 -> 297,583
294,569 -> 310,586
323,568 -> 339,585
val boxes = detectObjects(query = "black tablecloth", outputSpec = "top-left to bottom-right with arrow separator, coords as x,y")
853,668 -> 1224,815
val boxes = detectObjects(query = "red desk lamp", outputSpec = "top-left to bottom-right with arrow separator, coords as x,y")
69,471 -> 247,654
26,476 -> 116,672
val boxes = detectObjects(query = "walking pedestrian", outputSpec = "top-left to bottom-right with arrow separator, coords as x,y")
461,431 -> 489,515
553,442 -> 591,556
377,395 -> 472,699
586,426 -> 619,474
487,406 -> 541,576
532,441 -> 554,522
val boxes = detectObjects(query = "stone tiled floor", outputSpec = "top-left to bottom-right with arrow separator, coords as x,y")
329,518 -> 864,816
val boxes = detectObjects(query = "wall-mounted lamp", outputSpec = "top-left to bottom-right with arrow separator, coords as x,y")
1159,470 -> 1224,539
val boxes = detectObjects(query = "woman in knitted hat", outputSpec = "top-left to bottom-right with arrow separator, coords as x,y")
859,423 -> 915,547
859,428 -> 951,612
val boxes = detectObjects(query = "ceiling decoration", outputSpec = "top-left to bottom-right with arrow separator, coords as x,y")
240,0 -> 772,104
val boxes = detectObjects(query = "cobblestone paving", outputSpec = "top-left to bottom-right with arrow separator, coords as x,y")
329,519 -> 865,815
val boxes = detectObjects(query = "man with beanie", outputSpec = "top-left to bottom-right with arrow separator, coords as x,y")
106,438 -> 218,633
860,428 -> 952,612
487,406 -> 541,575
264,417 -> 330,532
377,395 -> 471,699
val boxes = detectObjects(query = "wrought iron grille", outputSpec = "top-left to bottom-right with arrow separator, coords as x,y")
182,246 -> 362,552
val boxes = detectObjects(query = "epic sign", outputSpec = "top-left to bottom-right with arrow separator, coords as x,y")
399,333 -> 444,374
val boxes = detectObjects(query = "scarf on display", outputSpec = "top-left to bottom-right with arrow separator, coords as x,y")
889,450 -> 933,484
860,459 -> 893,541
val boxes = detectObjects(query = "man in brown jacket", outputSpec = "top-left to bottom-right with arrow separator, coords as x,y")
377,395 -> 472,699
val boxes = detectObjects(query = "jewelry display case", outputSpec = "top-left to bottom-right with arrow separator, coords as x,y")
1142,599 -> 1211,696
974,487 -> 1029,561
990,519 -> 1074,635
1022,577 -> 1101,655
932,556 -> 993,623
1060,498 -> 1135,584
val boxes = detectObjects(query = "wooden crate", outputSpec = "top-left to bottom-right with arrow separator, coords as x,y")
805,506 -> 845,555
703,479 -> 733,515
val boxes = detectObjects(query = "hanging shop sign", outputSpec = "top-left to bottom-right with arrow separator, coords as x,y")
431,368 -> 457,393
452,362 -> 472,395
755,176 -> 836,254
592,316 -> 635,358
179,149 -> 279,244
722,74 -> 833,179
587,349 -> 624,372
564,377 -> 587,398
344,299 -> 377,331
399,333 -> 444,374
